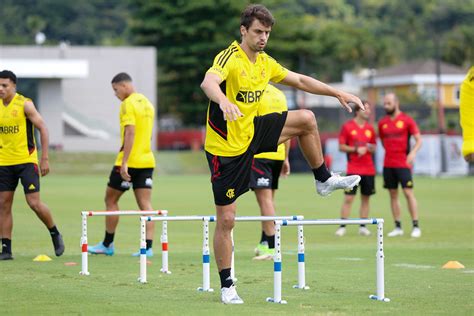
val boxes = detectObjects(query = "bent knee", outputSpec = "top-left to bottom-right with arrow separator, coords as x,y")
299,109 -> 317,131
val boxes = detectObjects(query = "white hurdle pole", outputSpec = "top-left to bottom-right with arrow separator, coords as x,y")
160,220 -> 171,274
79,210 -> 168,276
230,215 -> 304,282
138,217 -> 147,283
197,218 -> 216,292
139,215 -> 215,284
293,224 -> 309,290
369,220 -> 390,302
80,212 -> 90,275
266,221 -> 286,304
268,218 -> 389,304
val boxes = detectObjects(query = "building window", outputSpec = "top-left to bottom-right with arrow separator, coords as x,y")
454,85 -> 460,103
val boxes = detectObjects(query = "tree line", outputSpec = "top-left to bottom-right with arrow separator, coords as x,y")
1,0 -> 472,125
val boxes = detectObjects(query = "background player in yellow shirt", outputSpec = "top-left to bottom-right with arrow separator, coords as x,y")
250,85 -> 290,260
0,70 -> 64,260
200,5 -> 364,304
460,67 -> 474,162
88,73 -> 157,257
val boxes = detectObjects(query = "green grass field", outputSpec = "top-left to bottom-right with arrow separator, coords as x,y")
1,152 -> 473,315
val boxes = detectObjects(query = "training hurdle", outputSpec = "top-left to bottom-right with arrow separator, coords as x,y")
267,218 -> 390,304
139,215 -> 304,290
79,210 -> 168,276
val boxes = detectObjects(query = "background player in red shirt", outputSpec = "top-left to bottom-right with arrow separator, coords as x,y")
335,101 -> 376,237
378,93 -> 422,238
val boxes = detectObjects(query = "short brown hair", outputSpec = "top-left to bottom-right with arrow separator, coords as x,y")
240,4 -> 274,29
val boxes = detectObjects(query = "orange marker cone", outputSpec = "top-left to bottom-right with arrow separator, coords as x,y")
442,261 -> 465,269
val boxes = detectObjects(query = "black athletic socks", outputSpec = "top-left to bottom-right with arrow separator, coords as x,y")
219,268 -> 233,288
2,238 -> 11,254
312,162 -> 331,182
103,231 -> 115,247
260,231 -> 275,249
412,220 -> 419,228
48,225 -> 60,236
267,234 -> 275,249
146,239 -> 153,250
395,221 -> 402,228
340,218 -> 347,228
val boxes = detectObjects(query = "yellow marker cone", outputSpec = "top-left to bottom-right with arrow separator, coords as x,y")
33,254 -> 52,262
442,261 -> 465,269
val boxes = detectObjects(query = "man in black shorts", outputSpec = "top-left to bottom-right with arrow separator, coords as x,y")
88,73 -> 157,256
0,70 -> 64,260
249,85 -> 290,259
378,93 -> 422,238
335,101 -> 377,237
201,5 -> 363,304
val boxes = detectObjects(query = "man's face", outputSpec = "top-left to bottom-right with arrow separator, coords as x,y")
383,95 -> 398,115
0,78 -> 16,101
112,82 -> 128,101
241,19 -> 272,52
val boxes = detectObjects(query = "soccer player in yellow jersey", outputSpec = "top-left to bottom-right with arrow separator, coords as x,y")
0,70 -> 64,261
200,5 -> 364,303
250,85 -> 290,260
460,67 -> 474,162
88,73 -> 157,257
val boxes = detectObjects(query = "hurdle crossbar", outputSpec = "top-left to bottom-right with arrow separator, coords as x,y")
80,210 -> 168,276
267,218 -> 390,304
139,215 -> 304,289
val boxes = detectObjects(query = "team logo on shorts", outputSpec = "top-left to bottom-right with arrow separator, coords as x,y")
396,121 -> 404,129
226,188 -> 235,199
145,178 -> 153,187
406,181 -> 413,187
121,181 -> 131,189
28,184 -> 36,191
257,177 -> 270,187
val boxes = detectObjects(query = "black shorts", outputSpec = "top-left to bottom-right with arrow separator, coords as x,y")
383,167 -> 414,189
206,111 -> 288,205
0,163 -> 40,194
107,166 -> 154,192
344,175 -> 375,196
249,158 -> 284,190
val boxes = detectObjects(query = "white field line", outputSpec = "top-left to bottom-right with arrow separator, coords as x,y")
393,263 -> 435,269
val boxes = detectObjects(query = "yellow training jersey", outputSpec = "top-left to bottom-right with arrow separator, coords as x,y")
0,93 -> 38,166
460,66 -> 474,158
205,40 -> 288,156
114,93 -> 156,168
254,85 -> 288,161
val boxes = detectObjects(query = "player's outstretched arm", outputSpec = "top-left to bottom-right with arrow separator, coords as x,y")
24,100 -> 50,176
280,71 -> 364,113
200,73 -> 243,121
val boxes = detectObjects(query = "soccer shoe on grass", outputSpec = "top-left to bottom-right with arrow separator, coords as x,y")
132,248 -> 154,257
387,228 -> 404,237
0,252 -> 13,260
52,234 -> 65,256
335,227 -> 346,237
316,174 -> 361,196
358,227 -> 371,236
253,246 -> 275,261
221,285 -> 244,304
254,242 -> 269,256
411,227 -> 421,238
88,242 -> 115,256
